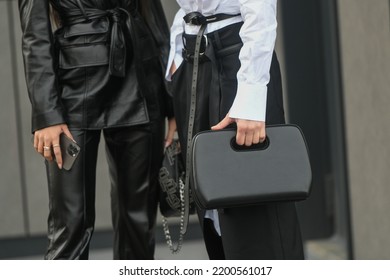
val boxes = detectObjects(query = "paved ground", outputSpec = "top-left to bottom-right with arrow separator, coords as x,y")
91,240 -> 209,260
10,239 -> 208,260
87,239 -> 346,260
11,238 -> 345,260
4,218 -> 347,260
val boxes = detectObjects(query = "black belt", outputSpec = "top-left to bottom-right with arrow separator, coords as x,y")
180,12 -> 240,237
60,6 -> 136,78
182,38 -> 243,63
183,12 -> 240,26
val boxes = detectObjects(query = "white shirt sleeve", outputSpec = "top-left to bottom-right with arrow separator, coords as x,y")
229,0 -> 278,122
165,8 -> 186,81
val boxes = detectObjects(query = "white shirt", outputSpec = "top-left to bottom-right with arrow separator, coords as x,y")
166,0 -> 278,122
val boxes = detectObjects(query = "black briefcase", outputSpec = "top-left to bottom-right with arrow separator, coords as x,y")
190,125 -> 312,209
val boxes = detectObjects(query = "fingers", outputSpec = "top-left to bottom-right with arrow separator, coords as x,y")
43,143 -> 53,162
211,115 -> 234,131
61,125 -> 75,142
33,134 -> 38,152
211,116 -> 266,146
52,137 -> 63,170
244,130 -> 254,146
252,129 -> 261,145
165,130 -> 175,147
52,148 -> 62,169
32,124 -> 71,169
35,131 -> 53,161
170,62 -> 177,76
235,124 -> 245,146
236,120 -> 266,146
35,133 -> 44,155
259,127 -> 266,144
165,118 -> 177,148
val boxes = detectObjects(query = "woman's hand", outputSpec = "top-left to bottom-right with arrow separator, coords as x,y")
33,124 -> 74,169
165,117 -> 177,148
211,114 -> 266,146
170,62 -> 177,76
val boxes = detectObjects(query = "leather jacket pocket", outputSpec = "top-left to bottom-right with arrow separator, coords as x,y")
59,44 -> 109,69
55,19 -> 110,69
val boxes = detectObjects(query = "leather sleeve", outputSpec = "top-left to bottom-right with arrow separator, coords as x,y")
141,0 -> 170,68
18,0 -> 66,132
141,0 -> 174,119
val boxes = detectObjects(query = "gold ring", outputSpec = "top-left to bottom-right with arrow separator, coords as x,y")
43,146 -> 51,151
53,144 -> 60,148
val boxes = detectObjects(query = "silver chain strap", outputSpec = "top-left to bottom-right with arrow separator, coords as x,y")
161,177 -> 186,254
161,23 -> 207,254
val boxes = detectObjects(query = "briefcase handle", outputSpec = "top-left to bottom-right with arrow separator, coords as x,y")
230,136 -> 270,152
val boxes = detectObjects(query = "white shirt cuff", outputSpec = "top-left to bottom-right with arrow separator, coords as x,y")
165,53 -> 184,81
229,83 -> 268,122
204,209 -> 221,236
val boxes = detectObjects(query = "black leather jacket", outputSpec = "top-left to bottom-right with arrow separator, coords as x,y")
18,0 -> 172,132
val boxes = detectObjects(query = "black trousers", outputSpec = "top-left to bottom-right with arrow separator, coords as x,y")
172,23 -> 304,260
44,120 -> 164,259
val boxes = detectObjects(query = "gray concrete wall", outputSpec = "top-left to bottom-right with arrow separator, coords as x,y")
337,0 -> 390,259
162,0 -> 180,23
0,0 -> 25,238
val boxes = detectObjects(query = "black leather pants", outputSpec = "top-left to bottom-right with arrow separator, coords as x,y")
44,120 -> 164,259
